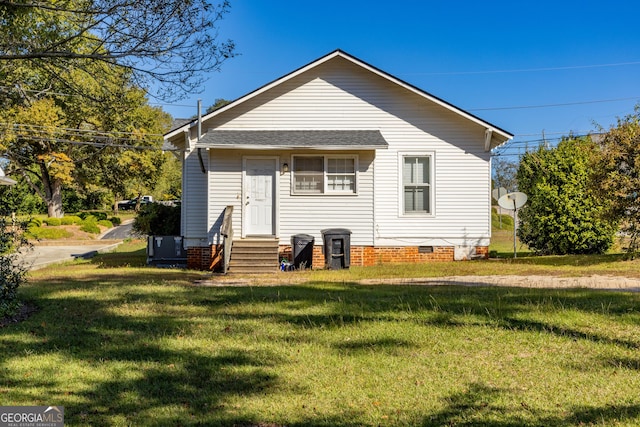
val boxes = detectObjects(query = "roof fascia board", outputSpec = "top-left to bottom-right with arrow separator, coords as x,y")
164,51 -> 345,139
164,49 -> 513,143
335,50 -> 513,141
195,144 -> 386,151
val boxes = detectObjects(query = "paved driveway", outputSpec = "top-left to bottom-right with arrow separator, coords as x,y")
21,221 -> 136,270
22,243 -> 122,270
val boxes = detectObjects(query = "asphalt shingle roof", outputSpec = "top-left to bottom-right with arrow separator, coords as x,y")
195,130 -> 388,149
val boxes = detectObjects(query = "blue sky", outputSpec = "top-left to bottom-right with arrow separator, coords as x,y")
160,1 -> 640,158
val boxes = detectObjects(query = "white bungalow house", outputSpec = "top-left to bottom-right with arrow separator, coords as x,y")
164,50 -> 512,272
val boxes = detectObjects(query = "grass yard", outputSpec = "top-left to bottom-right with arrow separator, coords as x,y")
2,243 -> 640,425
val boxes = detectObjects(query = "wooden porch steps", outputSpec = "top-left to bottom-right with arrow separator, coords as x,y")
227,238 -> 280,274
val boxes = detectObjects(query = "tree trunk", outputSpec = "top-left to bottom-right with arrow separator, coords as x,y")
40,162 -> 64,218
46,180 -> 64,218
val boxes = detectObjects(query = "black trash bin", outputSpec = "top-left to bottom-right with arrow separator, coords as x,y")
292,234 -> 315,270
321,228 -> 351,269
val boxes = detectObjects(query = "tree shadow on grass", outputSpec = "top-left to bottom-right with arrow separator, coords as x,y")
4,274 -> 640,425
2,278 -> 290,425
416,382 -> 640,427
499,316 -> 640,350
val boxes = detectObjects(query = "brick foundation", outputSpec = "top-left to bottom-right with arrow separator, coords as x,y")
279,245 -> 489,268
187,246 -> 213,270
187,244 -> 489,271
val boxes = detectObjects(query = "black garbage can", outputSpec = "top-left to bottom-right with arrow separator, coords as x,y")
321,228 -> 351,269
292,234 -> 315,270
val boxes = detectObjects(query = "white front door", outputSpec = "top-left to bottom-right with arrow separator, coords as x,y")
244,157 -> 276,236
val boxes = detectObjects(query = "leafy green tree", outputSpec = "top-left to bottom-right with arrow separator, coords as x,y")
154,153 -> 182,201
516,137 -> 617,255
0,82 -> 169,216
72,91 -> 172,213
0,179 -> 45,214
206,98 -> 232,114
0,0 -> 231,216
596,109 -> 640,257
492,158 -> 519,192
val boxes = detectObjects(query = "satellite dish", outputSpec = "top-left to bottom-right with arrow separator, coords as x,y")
492,187 -> 507,201
498,192 -> 527,211
496,192 -> 527,259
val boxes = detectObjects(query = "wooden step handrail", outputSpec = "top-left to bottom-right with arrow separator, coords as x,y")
221,206 -> 233,274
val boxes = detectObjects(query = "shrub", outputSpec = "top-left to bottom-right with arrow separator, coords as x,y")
78,211 -> 108,221
81,215 -> 97,224
26,226 -> 73,240
90,211 -> 108,221
98,219 -> 113,228
61,215 -> 82,225
517,137 -> 617,255
80,222 -> 101,234
43,218 -> 61,226
0,217 -> 30,317
134,203 -> 180,236
79,215 -> 100,234
109,216 -> 122,226
28,218 -> 42,228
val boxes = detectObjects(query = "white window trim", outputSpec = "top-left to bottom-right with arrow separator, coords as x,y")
398,151 -> 435,217
291,154 -> 359,195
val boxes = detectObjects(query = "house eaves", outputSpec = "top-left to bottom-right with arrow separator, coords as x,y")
194,130 -> 388,150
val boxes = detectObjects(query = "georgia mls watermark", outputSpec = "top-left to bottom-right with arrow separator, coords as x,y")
0,406 -> 64,427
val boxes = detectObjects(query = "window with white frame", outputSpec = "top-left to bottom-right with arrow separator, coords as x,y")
402,155 -> 432,214
293,155 -> 357,194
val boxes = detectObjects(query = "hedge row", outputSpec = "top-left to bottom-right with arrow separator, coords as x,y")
28,212 -> 120,237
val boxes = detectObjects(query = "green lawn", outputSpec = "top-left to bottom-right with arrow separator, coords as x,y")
2,244 -> 640,426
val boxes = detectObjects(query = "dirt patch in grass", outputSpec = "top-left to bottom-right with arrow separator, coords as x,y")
195,274 -> 640,291
0,302 -> 39,328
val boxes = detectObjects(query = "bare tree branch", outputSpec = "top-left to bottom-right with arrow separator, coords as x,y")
0,0 -> 236,101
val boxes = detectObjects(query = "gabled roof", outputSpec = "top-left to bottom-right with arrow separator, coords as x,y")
165,49 -> 513,147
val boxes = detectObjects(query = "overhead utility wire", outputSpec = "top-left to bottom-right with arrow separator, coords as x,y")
2,123 -> 166,150
6,122 -> 164,138
469,96 -> 640,111
0,85 -> 194,108
405,60 -> 640,76
10,134 -> 165,150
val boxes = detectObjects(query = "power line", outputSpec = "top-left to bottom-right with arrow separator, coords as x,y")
404,60 -> 640,76
0,85 -> 195,108
9,135 -> 165,150
469,96 -> 640,111
1,122 -> 166,150
5,122 -> 164,138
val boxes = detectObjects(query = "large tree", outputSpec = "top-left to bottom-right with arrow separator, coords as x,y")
492,157 -> 518,192
0,64 -> 171,217
0,0 -> 235,100
516,137 -> 618,255
596,109 -> 640,257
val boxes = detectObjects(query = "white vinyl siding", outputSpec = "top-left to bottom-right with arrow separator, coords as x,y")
186,56 -> 493,247
181,149 -> 210,247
